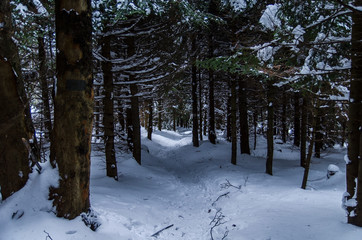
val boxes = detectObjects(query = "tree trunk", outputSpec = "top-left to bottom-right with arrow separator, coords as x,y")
266,81 -> 274,175
281,89 -> 287,143
0,0 -> 34,199
294,92 -> 301,147
130,84 -> 141,165
147,99 -> 153,140
314,107 -> 322,158
226,93 -> 231,142
199,69 -> 203,141
300,96 -> 308,167
191,35 -> 199,147
38,36 -> 52,140
208,35 -> 216,144
239,78 -> 250,154
157,100 -> 162,131
50,0 -> 93,219
347,0 -> 362,226
101,31 -> 118,180
253,111 -> 257,150
126,33 -> 141,165
301,106 -> 316,190
231,80 -> 237,165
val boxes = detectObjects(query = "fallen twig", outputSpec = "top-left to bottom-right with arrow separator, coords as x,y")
44,230 -> 53,240
151,224 -> 174,238
212,192 -> 230,206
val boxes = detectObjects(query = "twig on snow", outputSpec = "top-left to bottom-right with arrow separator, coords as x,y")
151,224 -> 174,238
212,192 -> 230,206
209,209 -> 229,240
44,230 -> 53,240
220,179 -> 242,190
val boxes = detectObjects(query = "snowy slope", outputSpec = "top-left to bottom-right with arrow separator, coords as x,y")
0,129 -> 361,240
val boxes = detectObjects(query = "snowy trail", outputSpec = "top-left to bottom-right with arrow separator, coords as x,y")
1,129 -> 362,240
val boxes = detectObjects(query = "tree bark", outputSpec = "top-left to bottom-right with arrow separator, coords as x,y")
294,92 -> 301,147
300,96 -> 308,167
147,99 -> 153,140
101,31 -> 118,180
239,78 -> 250,154
157,100 -> 162,131
347,0 -> 362,226
314,107 -> 322,158
281,89 -> 287,143
301,106 -> 316,190
199,69 -> 203,141
266,81 -> 274,175
0,0 -> 33,201
231,79 -> 237,165
191,35 -> 199,147
50,0 -> 93,219
130,83 -> 141,165
208,33 -> 216,144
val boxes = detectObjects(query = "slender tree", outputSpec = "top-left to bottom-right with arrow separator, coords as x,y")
191,34 -> 199,147
101,28 -> 118,180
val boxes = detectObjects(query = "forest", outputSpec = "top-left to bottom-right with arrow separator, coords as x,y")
0,0 -> 362,239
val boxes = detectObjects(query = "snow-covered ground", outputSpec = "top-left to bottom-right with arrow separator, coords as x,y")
1,128 -> 361,240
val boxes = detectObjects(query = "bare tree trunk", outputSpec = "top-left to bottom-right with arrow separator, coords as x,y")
101,31 -> 118,180
50,0 -> 93,219
199,69 -> 203,141
157,100 -> 162,131
314,107 -> 322,158
347,0 -> 362,226
301,108 -> 316,190
231,80 -> 237,165
130,84 -> 141,165
294,92 -> 301,147
208,35 -> 216,144
266,81 -> 274,175
147,99 -> 153,140
239,78 -> 250,154
300,97 -> 308,167
281,89 -> 287,143
191,35 -> 199,147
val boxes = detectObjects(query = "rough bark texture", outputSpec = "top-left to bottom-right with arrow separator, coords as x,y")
191,36 -> 199,147
239,78 -> 250,154
347,0 -> 362,226
231,80 -> 237,165
0,0 -> 32,201
50,0 -> 93,219
294,92 -> 301,147
101,32 -> 118,180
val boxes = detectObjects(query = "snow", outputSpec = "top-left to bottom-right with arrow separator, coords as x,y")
259,4 -> 281,30
1,129 -> 361,240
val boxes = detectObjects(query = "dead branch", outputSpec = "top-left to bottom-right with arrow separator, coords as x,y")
151,224 -> 174,238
